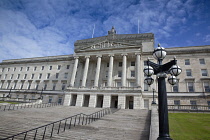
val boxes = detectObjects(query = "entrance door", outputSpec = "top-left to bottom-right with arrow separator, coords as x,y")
83,95 -> 90,107
129,101 -> 133,109
96,95 -> 104,108
70,94 -> 77,106
111,96 -> 118,108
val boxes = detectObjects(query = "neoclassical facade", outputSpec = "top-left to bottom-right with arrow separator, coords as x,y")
0,27 -> 210,109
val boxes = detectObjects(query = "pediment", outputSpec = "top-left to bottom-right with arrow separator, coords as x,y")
75,40 -> 142,52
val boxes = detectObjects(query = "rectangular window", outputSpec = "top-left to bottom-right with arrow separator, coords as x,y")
56,73 -> 59,79
207,101 -> 210,109
199,59 -> 205,64
41,66 -> 44,70
53,83 -> 56,90
67,65 -> 70,69
28,83 -> 31,90
20,83 -> 24,89
117,82 -> 121,87
118,71 -> 122,77
107,63 -> 109,67
44,83 -> 47,90
64,73 -> 68,79
5,74 -> 7,79
58,65 -> 61,70
131,61 -> 135,66
36,83 -> 39,90
185,59 -> 190,65
14,67 -> 16,71
190,100 -> 197,109
11,74 -> 13,79
8,68 -> 10,72
105,71 -> 108,78
131,71 -> 135,77
130,82 -> 135,87
204,82 -> 210,92
62,83 -> 66,90
2,68 -> 4,72
20,67 -> 23,71
27,67 -> 29,71
31,74 -> 34,79
24,74 -> 27,79
174,100 -> 180,105
47,73 -> 50,79
7,82 -> 10,89
0,75 -> 1,79
14,82 -> 17,89
39,74 -> 42,79
173,83 -> 179,92
201,69 -> 208,76
58,97 -> 62,104
32,95 -> 35,99
49,66 -> 52,70
34,67 -> 37,71
48,96 -> 53,103
188,82 -> 194,92
119,62 -> 122,67
17,74 -> 20,79
186,69 -> 192,76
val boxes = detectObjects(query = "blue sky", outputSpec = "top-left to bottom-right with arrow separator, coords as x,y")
0,0 -> 210,62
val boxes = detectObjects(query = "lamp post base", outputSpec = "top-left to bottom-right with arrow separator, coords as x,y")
157,137 -> 172,140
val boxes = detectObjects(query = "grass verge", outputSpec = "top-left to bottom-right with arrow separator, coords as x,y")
169,113 -> 210,140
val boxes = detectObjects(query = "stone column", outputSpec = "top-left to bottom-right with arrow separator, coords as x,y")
70,56 -> 79,87
94,55 -> 102,87
135,53 -> 141,87
118,95 -> 126,109
107,54 -> 114,87
121,54 -> 127,87
134,95 -> 141,109
81,56 -> 90,87
103,95 -> 111,108
63,94 -> 71,106
76,94 -> 83,107
89,94 -> 97,107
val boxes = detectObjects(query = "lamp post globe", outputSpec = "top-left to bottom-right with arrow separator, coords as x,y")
144,76 -> 154,86
168,75 -> 177,85
143,66 -> 154,76
169,65 -> 182,76
153,44 -> 167,60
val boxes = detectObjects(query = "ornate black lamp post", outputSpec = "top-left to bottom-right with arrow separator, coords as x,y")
6,86 -> 13,98
144,44 -> 182,140
38,88 -> 44,100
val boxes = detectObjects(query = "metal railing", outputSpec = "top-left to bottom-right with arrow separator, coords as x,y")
168,105 -> 210,112
0,102 -> 61,111
2,107 -> 116,140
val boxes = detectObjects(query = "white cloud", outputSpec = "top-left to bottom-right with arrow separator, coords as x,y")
204,35 -> 210,42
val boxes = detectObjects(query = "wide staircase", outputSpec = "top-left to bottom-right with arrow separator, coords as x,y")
0,106 -> 150,140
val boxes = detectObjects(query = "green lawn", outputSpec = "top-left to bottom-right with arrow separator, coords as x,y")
0,101 -> 20,104
169,113 -> 210,140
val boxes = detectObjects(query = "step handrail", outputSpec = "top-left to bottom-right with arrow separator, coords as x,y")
2,106 -> 119,140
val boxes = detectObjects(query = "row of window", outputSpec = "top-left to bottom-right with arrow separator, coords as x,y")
1,65 -> 70,73
0,73 -> 69,80
107,61 -> 135,67
186,69 -> 208,76
143,58 -> 207,66
185,59 -> 206,65
1,81 -> 67,91
144,81 -> 210,92
174,100 -> 210,107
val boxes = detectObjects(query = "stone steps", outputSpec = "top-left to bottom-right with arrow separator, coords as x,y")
0,107 -> 150,140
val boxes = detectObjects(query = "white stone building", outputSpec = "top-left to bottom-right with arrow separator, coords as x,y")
0,27 -> 210,109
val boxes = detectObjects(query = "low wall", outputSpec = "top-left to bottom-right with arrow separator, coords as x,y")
149,104 -> 159,140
